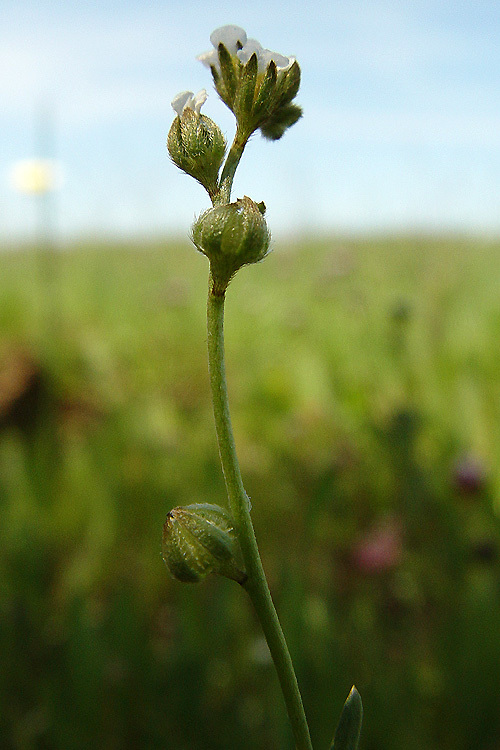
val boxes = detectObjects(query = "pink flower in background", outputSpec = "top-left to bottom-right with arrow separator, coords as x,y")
352,518 -> 403,574
453,454 -> 486,496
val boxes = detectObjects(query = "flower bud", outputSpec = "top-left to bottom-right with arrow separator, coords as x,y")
162,503 -> 246,584
167,109 -> 226,199
192,196 -> 271,293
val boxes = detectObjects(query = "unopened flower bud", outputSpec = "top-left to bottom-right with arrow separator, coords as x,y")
162,503 -> 246,584
167,96 -> 226,199
192,196 -> 271,293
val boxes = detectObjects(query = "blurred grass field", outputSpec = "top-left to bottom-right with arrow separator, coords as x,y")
1,235 -> 500,750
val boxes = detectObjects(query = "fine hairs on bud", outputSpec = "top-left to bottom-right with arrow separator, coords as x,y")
167,108 -> 226,199
192,196 -> 271,294
162,503 -> 246,584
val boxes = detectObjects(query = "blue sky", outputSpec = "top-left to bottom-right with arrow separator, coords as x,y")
1,0 -> 500,240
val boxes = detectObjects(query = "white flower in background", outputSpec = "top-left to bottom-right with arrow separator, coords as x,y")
9,159 -> 63,195
198,25 -> 294,75
171,89 -> 208,117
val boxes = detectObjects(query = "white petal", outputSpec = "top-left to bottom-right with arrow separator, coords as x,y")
262,49 -> 291,71
191,89 -> 208,114
197,49 -> 220,70
171,90 -> 193,116
210,25 -> 247,54
237,39 -> 263,65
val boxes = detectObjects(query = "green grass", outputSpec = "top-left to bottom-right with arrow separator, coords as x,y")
1,235 -> 500,749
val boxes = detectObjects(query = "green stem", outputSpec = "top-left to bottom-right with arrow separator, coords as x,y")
206,281 -> 313,750
216,128 -> 248,204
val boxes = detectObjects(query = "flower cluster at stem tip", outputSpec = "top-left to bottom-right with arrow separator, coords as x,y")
194,24 -> 302,142
166,24 -> 301,296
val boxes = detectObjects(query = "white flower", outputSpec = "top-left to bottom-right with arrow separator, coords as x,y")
260,49 -> 294,72
171,89 -> 207,116
197,49 -> 220,70
198,25 -> 247,71
197,26 -> 295,75
209,25 -> 247,54
237,40 -> 293,73
236,38 -> 263,65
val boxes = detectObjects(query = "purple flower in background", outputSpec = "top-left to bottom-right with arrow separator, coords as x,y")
352,518 -> 403,575
453,454 -> 486,496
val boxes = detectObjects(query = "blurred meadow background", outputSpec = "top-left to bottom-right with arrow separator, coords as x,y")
2,2 -> 500,749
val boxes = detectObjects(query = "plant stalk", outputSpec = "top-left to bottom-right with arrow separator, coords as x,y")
216,128 -> 248,204
206,281 -> 313,750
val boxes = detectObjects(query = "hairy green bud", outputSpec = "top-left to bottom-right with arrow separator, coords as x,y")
192,196 -> 271,294
167,109 -> 226,199
162,503 -> 246,584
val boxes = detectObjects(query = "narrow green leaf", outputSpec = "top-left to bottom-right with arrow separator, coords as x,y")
330,686 -> 363,750
234,52 -> 258,119
253,60 -> 278,118
218,43 -> 238,107
210,64 -> 221,89
278,60 -> 301,106
209,65 -> 230,111
272,61 -> 301,112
